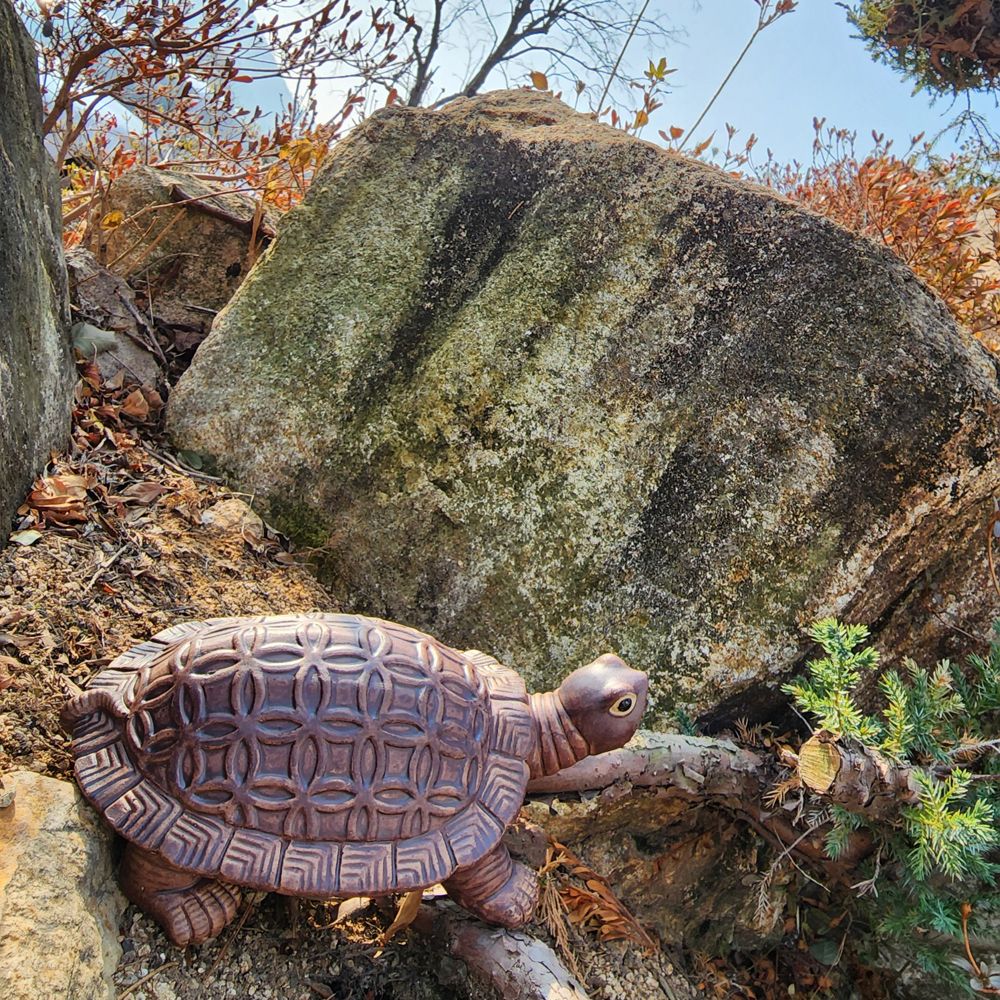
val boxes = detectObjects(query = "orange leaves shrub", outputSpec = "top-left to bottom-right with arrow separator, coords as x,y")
18,0 -> 404,246
759,125 -> 1000,351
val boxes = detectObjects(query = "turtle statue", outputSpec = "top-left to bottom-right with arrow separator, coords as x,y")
63,613 -> 648,945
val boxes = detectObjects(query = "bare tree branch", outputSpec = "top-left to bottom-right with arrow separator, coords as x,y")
382,0 -> 674,108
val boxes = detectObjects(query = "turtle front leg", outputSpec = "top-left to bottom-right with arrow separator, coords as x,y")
443,842 -> 537,928
120,843 -> 242,946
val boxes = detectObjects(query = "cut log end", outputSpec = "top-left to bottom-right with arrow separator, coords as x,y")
797,733 -> 841,795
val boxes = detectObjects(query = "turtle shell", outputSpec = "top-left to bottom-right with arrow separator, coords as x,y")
69,614 -> 535,896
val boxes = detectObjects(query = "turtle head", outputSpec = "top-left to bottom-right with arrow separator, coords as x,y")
557,654 -> 648,755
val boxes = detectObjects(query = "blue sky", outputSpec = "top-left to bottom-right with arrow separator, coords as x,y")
652,0 -> 997,164
315,1 -> 997,166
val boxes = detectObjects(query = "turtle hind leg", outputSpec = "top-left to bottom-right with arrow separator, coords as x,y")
120,843 -> 241,946
443,842 -> 538,928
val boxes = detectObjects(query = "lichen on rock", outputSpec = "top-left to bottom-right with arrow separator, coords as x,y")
169,90 -> 1000,721
0,2 -> 73,548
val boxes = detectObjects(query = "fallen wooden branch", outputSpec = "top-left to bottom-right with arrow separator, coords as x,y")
795,730 -> 921,821
169,184 -> 276,239
411,903 -> 591,1000
529,730 -> 921,825
524,730 -> 907,873
527,732 -> 835,865
526,732 -> 767,805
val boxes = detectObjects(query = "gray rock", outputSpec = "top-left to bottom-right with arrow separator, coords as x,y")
0,4 -> 74,547
71,321 -> 119,356
168,90 -> 1000,720
72,321 -> 160,388
0,770 -> 124,1000
88,165 -> 275,334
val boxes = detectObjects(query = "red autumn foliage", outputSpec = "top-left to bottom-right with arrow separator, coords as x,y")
18,0 -> 405,246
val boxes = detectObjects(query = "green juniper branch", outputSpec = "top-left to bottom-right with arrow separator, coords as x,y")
785,618 -> 1000,993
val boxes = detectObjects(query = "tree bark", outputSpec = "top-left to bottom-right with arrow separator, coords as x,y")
411,903 -> 591,1000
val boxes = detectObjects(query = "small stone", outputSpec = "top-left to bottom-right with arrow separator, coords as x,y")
71,321 -> 119,356
200,498 -> 265,541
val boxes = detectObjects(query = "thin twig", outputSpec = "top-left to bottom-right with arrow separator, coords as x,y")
949,738 -> 1000,758
85,544 -> 129,591
119,961 -> 179,998
596,0 -> 653,117
142,446 -> 224,483
679,2 -> 795,152
103,351 -> 149,386
205,894 -> 260,980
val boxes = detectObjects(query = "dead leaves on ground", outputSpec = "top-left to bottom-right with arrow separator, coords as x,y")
10,360 -> 294,573
15,361 -> 181,539
19,471 -> 93,528
15,460 -> 172,540
539,838 -> 657,981
8,359 -> 172,542
75,360 -> 163,445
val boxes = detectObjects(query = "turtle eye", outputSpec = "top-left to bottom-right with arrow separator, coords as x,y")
609,693 -> 637,717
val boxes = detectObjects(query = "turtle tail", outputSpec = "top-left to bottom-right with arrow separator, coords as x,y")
59,682 -> 129,734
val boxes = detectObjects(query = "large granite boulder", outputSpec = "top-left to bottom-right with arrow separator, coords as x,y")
0,771 -> 124,1000
168,90 -> 1000,721
0,3 -> 73,547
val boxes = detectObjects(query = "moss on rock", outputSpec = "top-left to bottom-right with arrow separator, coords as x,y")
0,4 -> 73,550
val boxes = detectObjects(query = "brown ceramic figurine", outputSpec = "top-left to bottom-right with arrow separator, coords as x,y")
63,614 -> 647,945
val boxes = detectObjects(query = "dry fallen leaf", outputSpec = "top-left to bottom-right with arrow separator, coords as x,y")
10,529 -> 43,545
143,387 -> 164,411
378,889 -> 423,945
20,473 -> 90,526
120,389 -> 150,421
117,481 -> 171,505
0,630 -> 33,649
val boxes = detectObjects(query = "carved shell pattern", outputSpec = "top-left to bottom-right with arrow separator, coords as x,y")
125,616 -> 490,842
70,614 -> 534,896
